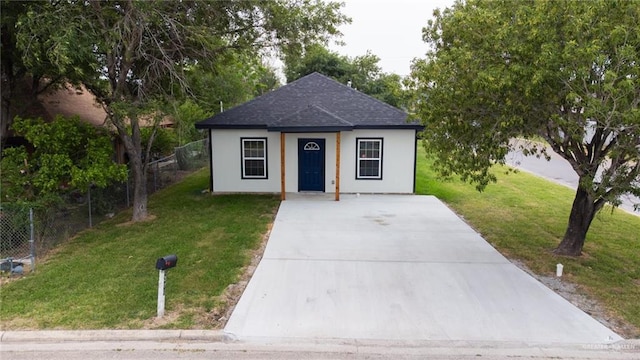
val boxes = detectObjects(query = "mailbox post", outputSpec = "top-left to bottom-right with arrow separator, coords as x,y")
155,254 -> 177,318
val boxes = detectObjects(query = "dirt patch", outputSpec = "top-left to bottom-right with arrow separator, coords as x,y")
116,214 -> 157,227
511,259 -> 639,338
0,316 -> 39,330
142,304 -> 184,329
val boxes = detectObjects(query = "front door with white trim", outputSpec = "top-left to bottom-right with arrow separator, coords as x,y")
298,138 -> 325,191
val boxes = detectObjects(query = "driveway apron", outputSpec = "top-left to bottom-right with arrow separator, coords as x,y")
224,195 -> 621,344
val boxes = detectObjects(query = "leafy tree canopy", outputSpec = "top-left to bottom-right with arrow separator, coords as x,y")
411,0 -> 640,256
0,0 -> 93,143
285,44 -> 408,108
7,0 -> 349,221
169,53 -> 281,145
1,116 -> 127,205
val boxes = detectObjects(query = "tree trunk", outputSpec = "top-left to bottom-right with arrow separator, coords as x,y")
554,186 -> 597,256
116,117 -> 149,223
0,101 -> 11,145
129,152 -> 149,222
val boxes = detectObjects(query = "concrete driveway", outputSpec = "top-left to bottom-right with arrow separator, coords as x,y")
225,195 -> 621,344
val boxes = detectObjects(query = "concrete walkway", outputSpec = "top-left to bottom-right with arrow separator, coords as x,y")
224,195 -> 622,344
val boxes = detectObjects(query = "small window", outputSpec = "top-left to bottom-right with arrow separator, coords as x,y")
241,138 -> 267,179
356,138 -> 383,179
303,142 -> 320,151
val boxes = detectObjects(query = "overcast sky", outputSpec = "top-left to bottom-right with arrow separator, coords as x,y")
328,0 -> 455,77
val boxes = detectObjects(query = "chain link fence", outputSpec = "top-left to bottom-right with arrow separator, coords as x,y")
175,139 -> 208,171
0,206 -> 34,275
0,139 -> 208,275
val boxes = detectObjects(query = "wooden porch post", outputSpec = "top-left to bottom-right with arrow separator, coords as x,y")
280,132 -> 286,200
335,132 -> 341,201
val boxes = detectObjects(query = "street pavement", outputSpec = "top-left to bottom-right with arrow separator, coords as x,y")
225,195 -> 622,344
1,330 -> 639,359
506,139 -> 639,216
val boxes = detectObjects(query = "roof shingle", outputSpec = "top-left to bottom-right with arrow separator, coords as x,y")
195,72 -> 421,131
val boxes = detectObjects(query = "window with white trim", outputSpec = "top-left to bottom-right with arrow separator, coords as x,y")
241,138 -> 267,179
356,138 -> 383,179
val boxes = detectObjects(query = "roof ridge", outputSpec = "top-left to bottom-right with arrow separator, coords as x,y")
307,103 -> 353,126
307,72 -> 408,118
269,103 -> 353,127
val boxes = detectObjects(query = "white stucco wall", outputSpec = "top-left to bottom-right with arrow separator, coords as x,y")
210,129 -> 281,193
209,129 -> 417,194
340,129 -> 417,194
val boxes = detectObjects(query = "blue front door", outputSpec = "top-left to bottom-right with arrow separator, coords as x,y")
298,139 -> 325,191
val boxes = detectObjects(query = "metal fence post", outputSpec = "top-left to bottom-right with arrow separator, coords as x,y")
88,187 -> 93,228
29,208 -> 35,271
126,175 -> 130,208
154,162 -> 158,192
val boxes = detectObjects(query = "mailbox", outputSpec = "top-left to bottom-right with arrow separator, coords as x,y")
156,254 -> 178,270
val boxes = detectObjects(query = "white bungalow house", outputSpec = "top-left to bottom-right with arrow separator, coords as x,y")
195,72 -> 423,200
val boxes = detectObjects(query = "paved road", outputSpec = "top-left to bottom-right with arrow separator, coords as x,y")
2,332 -> 639,360
506,140 -> 639,216
225,195 -> 621,344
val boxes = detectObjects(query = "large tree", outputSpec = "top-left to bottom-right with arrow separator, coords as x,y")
13,0 -> 348,222
0,1 -> 91,144
411,0 -> 639,256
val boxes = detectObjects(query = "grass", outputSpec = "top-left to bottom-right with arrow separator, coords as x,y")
0,169 -> 280,329
416,151 -> 640,337
1,153 -> 638,337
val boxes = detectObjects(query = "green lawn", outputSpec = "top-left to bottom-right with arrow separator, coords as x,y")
0,169 -> 280,329
1,154 -> 638,337
416,152 -> 640,337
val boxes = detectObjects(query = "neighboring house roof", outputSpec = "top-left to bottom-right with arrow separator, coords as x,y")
195,72 -> 422,132
39,85 -> 108,126
38,84 -> 174,128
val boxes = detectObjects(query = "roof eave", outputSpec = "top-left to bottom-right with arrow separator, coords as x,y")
195,123 -> 269,130
267,125 -> 354,133
353,124 -> 425,130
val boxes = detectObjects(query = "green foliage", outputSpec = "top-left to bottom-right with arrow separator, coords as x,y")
285,44 -> 408,107
140,127 -> 177,160
285,44 -> 353,82
411,0 -> 640,252
411,0 -> 640,199
8,0 -> 348,221
183,56 -> 280,116
1,116 -> 127,204
365,73 -> 408,108
170,56 -> 280,146
172,100 -> 209,146
1,1 -> 95,142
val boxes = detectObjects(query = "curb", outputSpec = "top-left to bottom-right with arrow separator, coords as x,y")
0,330 -> 230,343
620,339 -> 640,348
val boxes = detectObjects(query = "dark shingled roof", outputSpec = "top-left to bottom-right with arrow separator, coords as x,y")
195,72 -> 422,132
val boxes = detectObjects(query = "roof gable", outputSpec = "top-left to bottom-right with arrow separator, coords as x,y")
196,72 -> 421,131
